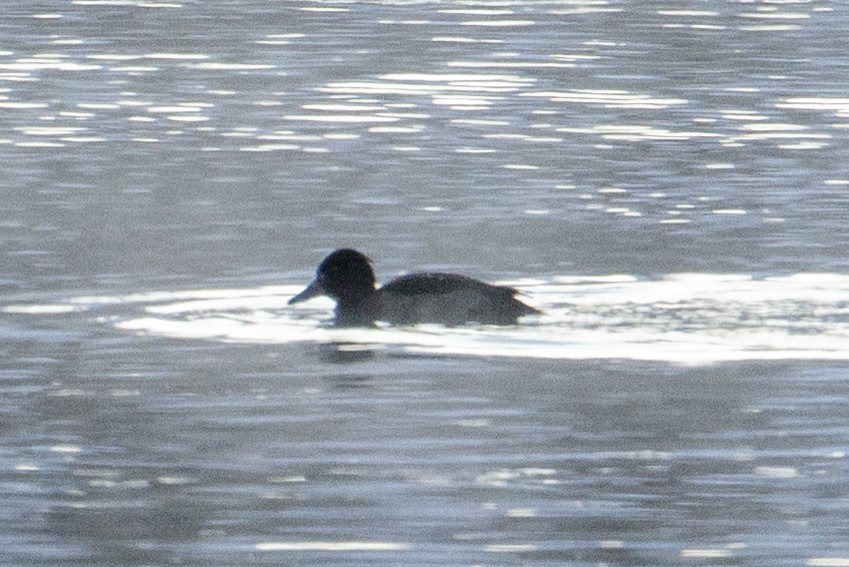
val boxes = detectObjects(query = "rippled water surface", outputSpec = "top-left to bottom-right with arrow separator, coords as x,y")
3,1 -> 849,565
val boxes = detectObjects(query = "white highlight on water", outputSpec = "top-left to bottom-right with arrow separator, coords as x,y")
8,274 -> 849,365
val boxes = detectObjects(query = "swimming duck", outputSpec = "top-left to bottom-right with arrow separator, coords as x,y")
288,248 -> 539,327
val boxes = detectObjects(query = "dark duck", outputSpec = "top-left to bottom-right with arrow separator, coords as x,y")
288,248 -> 539,327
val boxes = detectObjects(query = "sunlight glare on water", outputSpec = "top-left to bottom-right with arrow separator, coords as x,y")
8,273 -> 849,364
3,1 -> 849,566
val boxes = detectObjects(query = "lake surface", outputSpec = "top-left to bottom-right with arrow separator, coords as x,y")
2,0 -> 849,565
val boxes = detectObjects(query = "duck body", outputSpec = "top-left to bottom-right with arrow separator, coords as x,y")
288,249 -> 538,327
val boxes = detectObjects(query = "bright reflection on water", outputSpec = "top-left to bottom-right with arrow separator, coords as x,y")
3,0 -> 849,566
8,272 -> 849,364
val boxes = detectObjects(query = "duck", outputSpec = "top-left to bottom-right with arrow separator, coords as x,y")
288,248 -> 539,327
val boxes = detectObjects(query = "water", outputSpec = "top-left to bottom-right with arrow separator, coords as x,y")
2,0 -> 849,565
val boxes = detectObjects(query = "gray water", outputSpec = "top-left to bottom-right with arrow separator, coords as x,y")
3,0 -> 849,565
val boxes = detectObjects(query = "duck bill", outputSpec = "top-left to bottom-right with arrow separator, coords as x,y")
288,279 -> 325,305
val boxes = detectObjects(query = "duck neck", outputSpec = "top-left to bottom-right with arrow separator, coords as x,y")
334,289 -> 377,327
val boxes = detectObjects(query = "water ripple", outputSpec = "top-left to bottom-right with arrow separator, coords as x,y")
7,274 -> 849,364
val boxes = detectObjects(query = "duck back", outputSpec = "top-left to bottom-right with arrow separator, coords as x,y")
376,273 -> 537,325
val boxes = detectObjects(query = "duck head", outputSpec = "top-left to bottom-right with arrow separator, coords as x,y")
288,248 -> 377,305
